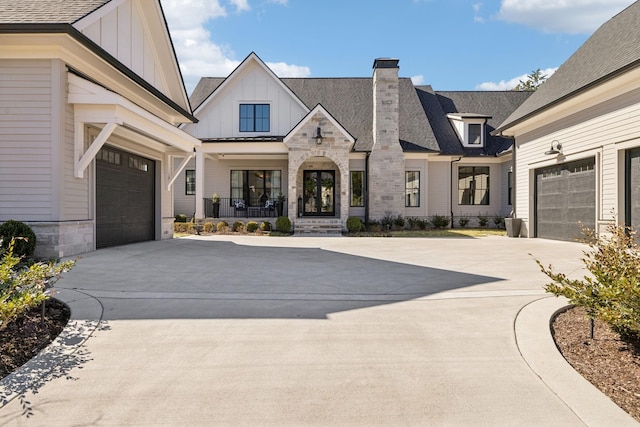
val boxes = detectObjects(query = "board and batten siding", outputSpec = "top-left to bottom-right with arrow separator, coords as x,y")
0,59 -> 54,221
185,64 -> 308,139
514,88 -> 640,237
79,1 -> 170,97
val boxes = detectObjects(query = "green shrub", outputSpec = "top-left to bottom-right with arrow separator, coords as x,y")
416,218 -> 428,230
173,222 -> 186,233
174,214 -> 188,223
380,215 -> 394,230
0,238 -> 74,331
430,215 -> 450,229
216,221 -> 229,232
538,222 -> 640,339
0,220 -> 37,259
458,216 -> 470,228
367,220 -> 382,232
232,221 -> 245,232
493,216 -> 504,229
477,214 -> 489,227
393,215 -> 405,229
346,217 -> 365,233
275,216 -> 291,233
260,221 -> 272,232
246,221 -> 259,233
203,222 -> 215,233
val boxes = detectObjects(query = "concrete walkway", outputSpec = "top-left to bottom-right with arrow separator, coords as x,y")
1,235 -> 636,426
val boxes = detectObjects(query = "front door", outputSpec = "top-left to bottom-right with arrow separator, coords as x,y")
303,170 -> 335,216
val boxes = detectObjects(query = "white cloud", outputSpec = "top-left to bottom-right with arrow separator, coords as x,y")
229,0 -> 250,13
496,0 -> 635,34
475,67 -> 557,91
411,75 -> 425,85
162,0 -> 308,94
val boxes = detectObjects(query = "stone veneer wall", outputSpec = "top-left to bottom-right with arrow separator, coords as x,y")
285,112 -> 351,228
29,221 -> 94,259
368,61 -> 405,220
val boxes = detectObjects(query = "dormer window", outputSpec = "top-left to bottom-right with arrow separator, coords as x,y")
240,104 -> 270,132
447,113 -> 491,148
468,123 -> 482,145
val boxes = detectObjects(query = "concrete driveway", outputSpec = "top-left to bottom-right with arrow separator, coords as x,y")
1,235 -> 636,426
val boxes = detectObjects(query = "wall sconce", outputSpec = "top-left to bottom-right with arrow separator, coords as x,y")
314,127 -> 323,145
544,140 -> 562,155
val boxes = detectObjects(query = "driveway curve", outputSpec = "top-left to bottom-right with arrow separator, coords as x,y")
1,235 -> 636,426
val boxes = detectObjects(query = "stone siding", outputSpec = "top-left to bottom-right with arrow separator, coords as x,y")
369,63 -> 405,219
285,112 -> 351,228
28,221 -> 94,259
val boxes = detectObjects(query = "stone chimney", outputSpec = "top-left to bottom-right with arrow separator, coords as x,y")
369,58 -> 405,220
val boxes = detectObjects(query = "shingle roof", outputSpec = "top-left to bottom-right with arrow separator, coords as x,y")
433,90 -> 533,156
0,0 -> 111,24
191,77 -> 440,152
497,1 -> 640,132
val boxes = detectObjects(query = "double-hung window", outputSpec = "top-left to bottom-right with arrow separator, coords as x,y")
350,171 -> 365,207
458,166 -> 490,205
405,171 -> 420,207
239,104 -> 270,132
185,170 -> 195,195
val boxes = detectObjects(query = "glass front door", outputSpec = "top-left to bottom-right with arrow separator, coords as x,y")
303,170 -> 335,216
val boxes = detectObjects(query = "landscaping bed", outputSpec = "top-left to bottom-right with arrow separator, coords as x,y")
0,299 -> 69,380
552,306 -> 640,422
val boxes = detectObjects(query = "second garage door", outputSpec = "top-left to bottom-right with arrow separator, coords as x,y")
535,157 -> 595,241
96,145 -> 155,248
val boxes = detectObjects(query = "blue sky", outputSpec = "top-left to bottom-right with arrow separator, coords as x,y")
161,0 -> 635,94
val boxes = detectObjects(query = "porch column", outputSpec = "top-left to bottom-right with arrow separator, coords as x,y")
195,150 -> 205,219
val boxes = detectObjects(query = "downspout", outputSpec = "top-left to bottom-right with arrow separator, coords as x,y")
449,157 -> 462,228
450,157 -> 462,228
365,150 -> 371,225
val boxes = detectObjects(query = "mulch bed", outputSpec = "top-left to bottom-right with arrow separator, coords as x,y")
552,306 -> 640,421
0,299 -> 70,379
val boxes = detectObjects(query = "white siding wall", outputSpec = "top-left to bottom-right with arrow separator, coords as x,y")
514,89 -> 640,236
80,1 -> 169,96
0,59 -> 53,221
174,157 -> 196,217
184,63 -> 307,139
404,158 -> 428,217
427,160 -> 450,216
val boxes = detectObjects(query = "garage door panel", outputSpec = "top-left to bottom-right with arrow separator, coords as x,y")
96,146 -> 155,249
536,158 -> 595,241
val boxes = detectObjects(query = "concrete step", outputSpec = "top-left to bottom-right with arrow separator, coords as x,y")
294,218 -> 343,235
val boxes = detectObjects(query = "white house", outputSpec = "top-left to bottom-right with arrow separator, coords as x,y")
176,53 -> 531,232
0,0 -> 200,257
495,0 -> 640,241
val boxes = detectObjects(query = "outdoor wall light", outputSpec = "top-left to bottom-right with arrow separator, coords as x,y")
314,127 -> 323,145
544,140 -> 562,155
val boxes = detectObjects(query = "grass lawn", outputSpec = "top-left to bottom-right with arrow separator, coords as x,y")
350,228 -> 506,238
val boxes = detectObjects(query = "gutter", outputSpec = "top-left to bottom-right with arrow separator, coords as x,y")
365,151 -> 371,225
450,157 -> 462,228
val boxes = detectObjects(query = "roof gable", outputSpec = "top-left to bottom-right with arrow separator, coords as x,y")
193,52 -> 309,116
72,0 -> 190,112
498,1 -> 640,132
284,104 -> 355,148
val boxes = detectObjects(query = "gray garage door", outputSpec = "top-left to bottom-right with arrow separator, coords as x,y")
96,146 -> 155,248
535,157 -> 595,241
627,147 -> 640,231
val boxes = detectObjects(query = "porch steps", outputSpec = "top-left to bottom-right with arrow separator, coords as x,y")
294,218 -> 343,236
